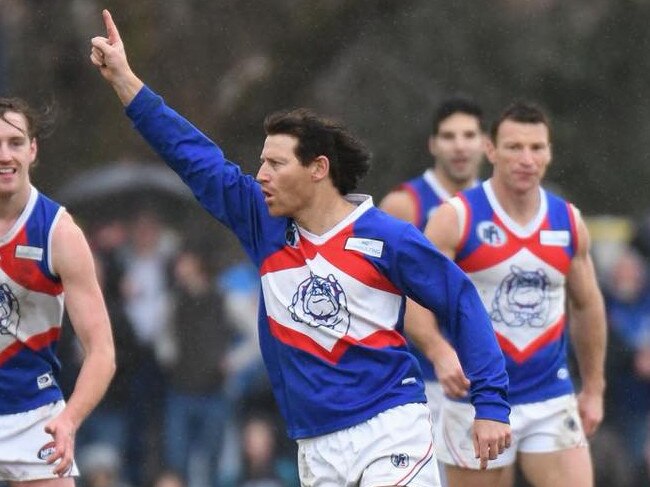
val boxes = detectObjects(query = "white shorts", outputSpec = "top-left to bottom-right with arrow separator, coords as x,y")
0,400 -> 79,481
424,380 -> 444,432
297,403 -> 441,487
435,394 -> 587,470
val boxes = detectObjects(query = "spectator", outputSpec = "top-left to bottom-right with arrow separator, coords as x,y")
163,245 -> 235,487
120,209 -> 178,485
222,414 -> 299,487
78,443 -> 131,487
603,246 -> 650,483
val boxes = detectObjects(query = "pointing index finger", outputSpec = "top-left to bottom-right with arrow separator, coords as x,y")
102,9 -> 121,45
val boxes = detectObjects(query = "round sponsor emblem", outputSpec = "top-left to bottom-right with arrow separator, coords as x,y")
38,441 -> 56,461
477,221 -> 507,247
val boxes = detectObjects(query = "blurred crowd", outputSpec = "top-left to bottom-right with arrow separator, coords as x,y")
44,208 -> 650,487
57,208 -> 300,487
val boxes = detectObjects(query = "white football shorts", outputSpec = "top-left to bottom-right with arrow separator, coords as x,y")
435,393 -> 587,470
297,402 -> 441,487
0,400 -> 79,481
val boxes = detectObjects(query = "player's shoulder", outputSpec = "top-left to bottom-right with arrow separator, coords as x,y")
361,205 -> 421,242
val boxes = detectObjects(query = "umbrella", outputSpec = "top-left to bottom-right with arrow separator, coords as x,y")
54,161 -> 198,224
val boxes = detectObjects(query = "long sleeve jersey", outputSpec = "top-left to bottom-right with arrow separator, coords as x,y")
125,86 -> 509,439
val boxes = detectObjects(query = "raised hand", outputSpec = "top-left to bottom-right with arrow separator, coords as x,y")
90,9 -> 144,105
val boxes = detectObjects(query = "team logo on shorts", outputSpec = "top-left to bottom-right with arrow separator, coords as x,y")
288,272 -> 350,333
391,453 -> 409,468
564,414 -> 579,432
490,265 -> 550,328
0,283 -> 19,335
37,441 -> 56,460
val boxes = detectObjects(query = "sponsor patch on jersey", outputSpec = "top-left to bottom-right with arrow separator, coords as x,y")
37,441 -> 56,460
15,245 -> 43,261
477,221 -> 507,247
540,230 -> 570,247
401,377 -> 417,385
344,237 -> 384,258
37,372 -> 54,390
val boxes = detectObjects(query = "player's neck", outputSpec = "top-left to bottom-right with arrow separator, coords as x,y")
489,178 -> 541,226
294,191 -> 356,236
0,186 -> 31,235
433,167 -> 475,196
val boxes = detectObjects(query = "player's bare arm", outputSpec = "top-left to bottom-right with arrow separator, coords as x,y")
382,191 -> 470,397
423,202 -> 462,259
426,202 -> 512,468
404,201 -> 470,398
379,190 -> 418,224
46,212 -> 115,476
90,9 -> 143,106
566,211 -> 606,437
404,300 -> 470,398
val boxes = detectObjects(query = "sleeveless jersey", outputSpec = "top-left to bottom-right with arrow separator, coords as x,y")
0,187 -> 65,414
126,86 -> 510,439
398,170 -> 478,381
399,169 -> 450,232
450,181 -> 578,404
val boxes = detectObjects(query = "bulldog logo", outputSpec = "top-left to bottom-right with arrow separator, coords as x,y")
288,273 -> 350,334
0,283 -> 19,335
490,265 -> 550,328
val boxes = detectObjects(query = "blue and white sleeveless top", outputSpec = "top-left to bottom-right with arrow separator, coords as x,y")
450,180 -> 578,404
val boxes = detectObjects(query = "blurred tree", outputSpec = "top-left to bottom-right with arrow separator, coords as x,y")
3,0 -> 649,219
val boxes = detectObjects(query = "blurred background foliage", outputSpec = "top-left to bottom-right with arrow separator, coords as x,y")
2,0 -> 650,219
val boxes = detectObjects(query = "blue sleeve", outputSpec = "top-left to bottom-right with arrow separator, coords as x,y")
393,225 -> 510,423
124,85 -> 285,262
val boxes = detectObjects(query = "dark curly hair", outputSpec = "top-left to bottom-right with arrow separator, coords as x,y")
264,108 -> 371,195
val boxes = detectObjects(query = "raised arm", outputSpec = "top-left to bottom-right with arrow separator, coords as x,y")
566,212 -> 607,437
90,9 -> 144,106
46,212 -> 115,476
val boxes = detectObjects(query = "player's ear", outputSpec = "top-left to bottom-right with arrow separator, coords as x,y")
485,138 -> 497,165
310,155 -> 329,182
28,137 -> 38,168
427,134 -> 438,158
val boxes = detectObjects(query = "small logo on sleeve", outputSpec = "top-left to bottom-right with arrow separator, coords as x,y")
344,237 -> 384,258
15,245 -> 43,261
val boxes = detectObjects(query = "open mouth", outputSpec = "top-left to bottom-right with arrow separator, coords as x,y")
261,188 -> 273,201
0,167 -> 17,175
